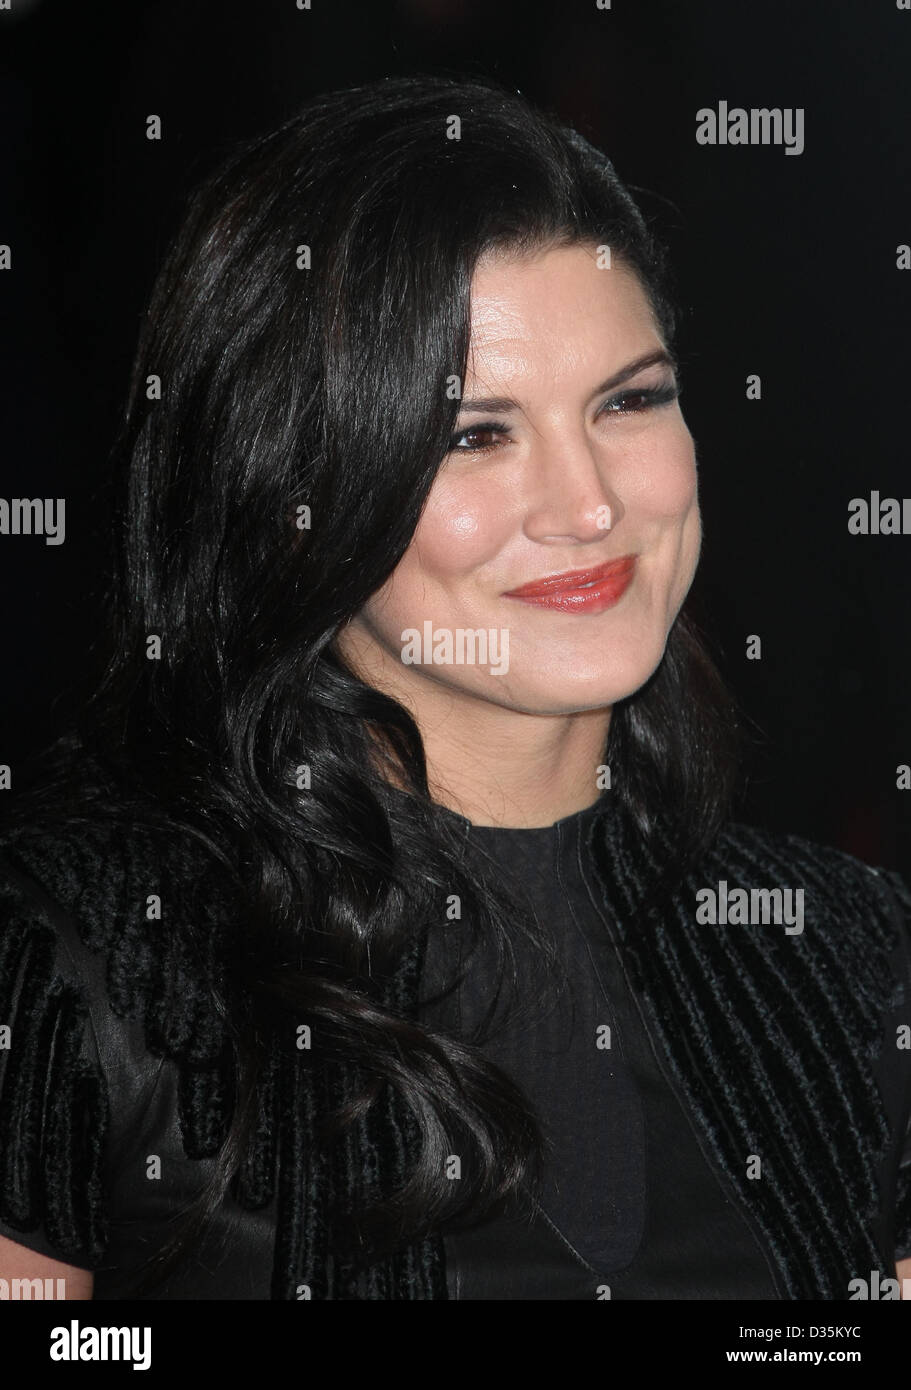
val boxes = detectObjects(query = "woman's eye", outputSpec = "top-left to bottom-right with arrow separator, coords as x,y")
599,383 -> 680,415
447,421 -> 509,453
603,390 -> 650,413
446,384 -> 679,453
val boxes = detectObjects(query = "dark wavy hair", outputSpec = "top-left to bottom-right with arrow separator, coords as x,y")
6,72 -> 740,1296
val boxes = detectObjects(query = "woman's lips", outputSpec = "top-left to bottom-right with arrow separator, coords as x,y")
503,555 -> 637,613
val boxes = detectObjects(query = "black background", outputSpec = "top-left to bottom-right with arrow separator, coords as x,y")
1,0 -> 909,872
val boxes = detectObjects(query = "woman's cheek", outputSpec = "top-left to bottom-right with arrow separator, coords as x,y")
412,474 -> 515,577
614,425 -> 698,519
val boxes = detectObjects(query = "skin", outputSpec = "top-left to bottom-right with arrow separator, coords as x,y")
4,240 -> 907,1297
0,1235 -> 93,1298
336,241 -> 700,827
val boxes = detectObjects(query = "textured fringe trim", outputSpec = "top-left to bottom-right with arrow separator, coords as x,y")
1,823 -> 444,1298
588,804 -> 903,1299
0,883 -> 108,1266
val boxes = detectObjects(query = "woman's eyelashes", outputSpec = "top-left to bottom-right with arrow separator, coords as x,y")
446,381 -> 681,454
601,381 -> 680,416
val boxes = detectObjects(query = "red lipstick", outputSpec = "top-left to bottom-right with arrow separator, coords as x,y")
503,555 -> 636,614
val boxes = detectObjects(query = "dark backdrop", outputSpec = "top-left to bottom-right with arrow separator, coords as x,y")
1,0 -> 909,871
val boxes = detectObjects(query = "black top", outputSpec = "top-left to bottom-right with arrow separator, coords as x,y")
420,797 -> 780,1298
1,784 -> 911,1299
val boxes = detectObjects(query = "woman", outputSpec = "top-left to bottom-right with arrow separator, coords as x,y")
1,73 -> 909,1302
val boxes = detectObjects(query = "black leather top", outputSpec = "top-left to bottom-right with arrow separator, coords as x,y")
1,793 -> 910,1299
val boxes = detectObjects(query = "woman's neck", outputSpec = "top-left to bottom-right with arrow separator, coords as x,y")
417,701 -> 612,830
337,634 -> 613,829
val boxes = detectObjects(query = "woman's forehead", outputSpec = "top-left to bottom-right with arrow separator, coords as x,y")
464,248 -> 657,389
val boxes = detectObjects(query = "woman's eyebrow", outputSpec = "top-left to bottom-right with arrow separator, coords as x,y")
458,348 -> 679,414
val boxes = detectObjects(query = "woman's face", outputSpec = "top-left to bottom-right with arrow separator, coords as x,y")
337,241 -> 701,717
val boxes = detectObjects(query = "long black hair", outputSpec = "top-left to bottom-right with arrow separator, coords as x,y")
5,72 -> 740,1296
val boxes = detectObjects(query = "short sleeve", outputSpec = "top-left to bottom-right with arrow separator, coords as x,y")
894,1118 -> 911,1262
878,866 -> 911,1263
0,850 -> 109,1270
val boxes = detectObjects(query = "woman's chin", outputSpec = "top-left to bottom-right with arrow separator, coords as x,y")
465,670 -> 663,716
498,653 -> 667,710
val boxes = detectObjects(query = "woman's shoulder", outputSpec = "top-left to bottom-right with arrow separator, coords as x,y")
606,800 -> 911,938
0,805 -> 173,1017
0,767 -> 239,996
716,816 -> 909,902
0,801 -> 209,939
705,816 -> 911,955
0,787 -> 237,1270
0,791 -> 237,1042
0,812 -> 136,1270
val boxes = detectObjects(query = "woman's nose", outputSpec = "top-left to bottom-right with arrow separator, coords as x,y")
521,430 -> 624,543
